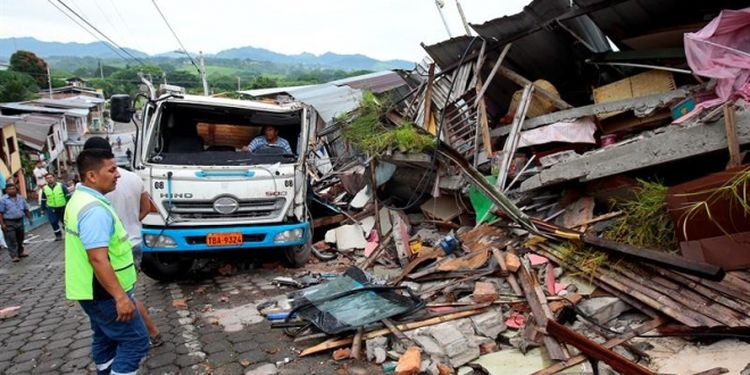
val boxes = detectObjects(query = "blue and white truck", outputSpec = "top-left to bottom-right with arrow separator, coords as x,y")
110,84 -> 312,280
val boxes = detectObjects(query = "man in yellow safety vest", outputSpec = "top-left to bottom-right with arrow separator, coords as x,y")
41,173 -> 70,241
64,148 -> 149,374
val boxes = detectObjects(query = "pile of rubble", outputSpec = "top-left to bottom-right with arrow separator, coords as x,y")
256,3 -> 750,374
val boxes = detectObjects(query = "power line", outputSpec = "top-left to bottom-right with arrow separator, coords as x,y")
107,0 -> 146,54
46,0 -> 132,63
150,0 -> 200,74
57,0 -> 147,66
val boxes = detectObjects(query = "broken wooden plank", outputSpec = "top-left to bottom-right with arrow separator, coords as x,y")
496,83 -> 534,191
491,247 -> 522,296
359,231 -> 393,269
514,248 -> 568,361
533,318 -> 664,375
423,63 -> 436,131
473,43 -> 512,108
300,308 -> 487,356
581,233 -> 725,281
351,328 -> 363,360
724,102 -> 741,168
546,320 -> 656,375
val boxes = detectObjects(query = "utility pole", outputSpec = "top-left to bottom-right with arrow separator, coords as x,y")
455,0 -> 472,36
199,51 -> 209,96
434,0 -> 452,38
46,65 -> 53,98
237,76 -> 241,91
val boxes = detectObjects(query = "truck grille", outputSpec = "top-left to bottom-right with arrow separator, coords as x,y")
164,198 -> 285,220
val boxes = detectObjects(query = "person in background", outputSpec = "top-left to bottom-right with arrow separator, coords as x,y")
242,125 -> 293,154
33,160 -> 49,204
83,136 -> 163,347
41,173 -> 71,241
0,183 -> 32,262
64,148 -> 149,374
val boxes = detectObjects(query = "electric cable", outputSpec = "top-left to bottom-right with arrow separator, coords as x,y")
150,0 -> 200,74
46,0 -> 131,63
57,0 -> 146,66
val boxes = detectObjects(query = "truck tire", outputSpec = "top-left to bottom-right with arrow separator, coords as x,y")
284,237 -> 312,267
141,252 -> 194,281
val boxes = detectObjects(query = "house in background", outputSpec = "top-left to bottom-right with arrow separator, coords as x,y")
4,113 -> 69,179
0,116 -> 28,196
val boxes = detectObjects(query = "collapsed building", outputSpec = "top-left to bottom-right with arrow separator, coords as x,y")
248,2 -> 750,374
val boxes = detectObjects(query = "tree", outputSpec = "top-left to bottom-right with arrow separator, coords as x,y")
9,50 -> 49,87
0,70 -> 39,102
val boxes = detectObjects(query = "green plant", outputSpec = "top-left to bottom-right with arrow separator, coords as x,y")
341,91 -> 434,155
604,179 -> 677,252
557,242 -> 611,281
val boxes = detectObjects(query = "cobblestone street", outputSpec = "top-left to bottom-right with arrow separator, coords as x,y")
0,226 -> 378,374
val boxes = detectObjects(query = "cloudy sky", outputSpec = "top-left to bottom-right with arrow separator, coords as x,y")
0,0 -> 527,61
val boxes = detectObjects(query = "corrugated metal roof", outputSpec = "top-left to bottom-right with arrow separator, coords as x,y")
237,84 -> 315,98
238,70 -> 408,123
0,102 -> 88,117
291,85 -> 363,123
329,70 -> 408,93
11,114 -> 62,151
33,98 -> 95,109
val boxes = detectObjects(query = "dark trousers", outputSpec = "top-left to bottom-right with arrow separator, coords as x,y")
47,207 -> 65,237
79,292 -> 150,374
4,219 -> 25,259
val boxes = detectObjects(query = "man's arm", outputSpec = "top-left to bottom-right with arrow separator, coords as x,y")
62,184 -> 71,200
40,190 -> 47,210
87,248 -> 135,321
139,192 -> 151,221
22,199 -> 32,221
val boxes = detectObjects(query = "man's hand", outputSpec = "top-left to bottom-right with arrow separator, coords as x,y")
241,145 -> 250,152
1,223 -> 6,231
115,295 -> 136,322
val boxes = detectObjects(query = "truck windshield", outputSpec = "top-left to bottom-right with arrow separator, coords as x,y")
146,101 -> 303,166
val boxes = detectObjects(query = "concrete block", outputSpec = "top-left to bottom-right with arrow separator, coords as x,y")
473,281 -> 497,303
430,324 -> 470,358
470,310 -> 507,339
366,336 -> 388,363
412,335 -> 444,358
579,296 -> 632,324
447,345 -> 480,368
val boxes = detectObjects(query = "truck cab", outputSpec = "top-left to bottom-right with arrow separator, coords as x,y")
111,86 -> 313,280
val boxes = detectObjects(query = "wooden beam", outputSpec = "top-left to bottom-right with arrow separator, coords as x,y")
546,320 -> 656,375
495,83 -> 534,190
514,247 -> 568,361
492,247 -> 522,296
423,63 -> 436,130
724,103 -> 741,168
581,233 -> 725,281
300,308 -> 486,356
533,318 -> 665,375
498,66 -> 572,110
473,43 -> 512,108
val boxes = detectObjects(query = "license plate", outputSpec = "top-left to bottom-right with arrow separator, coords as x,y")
206,232 -> 243,246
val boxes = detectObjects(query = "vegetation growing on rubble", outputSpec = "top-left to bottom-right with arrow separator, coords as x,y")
604,179 -> 677,252
342,91 -> 435,155
557,242 -> 612,281
677,167 -> 750,238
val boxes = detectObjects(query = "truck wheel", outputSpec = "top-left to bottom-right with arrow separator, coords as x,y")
284,237 -> 312,267
141,252 -> 194,281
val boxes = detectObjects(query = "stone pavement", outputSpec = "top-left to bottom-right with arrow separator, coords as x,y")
0,225 -> 382,374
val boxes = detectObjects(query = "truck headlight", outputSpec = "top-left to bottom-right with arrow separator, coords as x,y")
274,228 -> 304,243
143,234 -> 177,248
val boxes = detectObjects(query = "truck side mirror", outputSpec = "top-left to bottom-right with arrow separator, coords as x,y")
110,94 -> 134,123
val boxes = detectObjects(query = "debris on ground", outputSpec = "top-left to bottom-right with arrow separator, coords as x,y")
248,3 -> 750,374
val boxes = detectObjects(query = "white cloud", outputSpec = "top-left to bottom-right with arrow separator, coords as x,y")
0,0 -> 528,61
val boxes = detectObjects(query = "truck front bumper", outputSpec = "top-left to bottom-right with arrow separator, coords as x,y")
141,222 -> 309,252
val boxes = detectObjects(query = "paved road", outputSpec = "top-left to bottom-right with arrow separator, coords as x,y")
0,225 -> 378,374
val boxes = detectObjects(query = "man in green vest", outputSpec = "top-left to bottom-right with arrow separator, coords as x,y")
65,148 -> 149,374
41,173 -> 70,241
